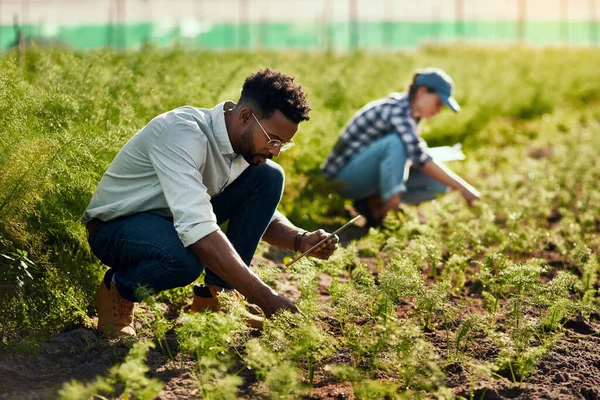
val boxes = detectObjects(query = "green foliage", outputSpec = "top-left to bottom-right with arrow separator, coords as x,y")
2,45 -> 600,398
452,315 -> 478,361
330,277 -> 378,331
58,340 -> 163,400
373,320 -> 446,391
244,339 -> 308,399
355,229 -> 387,257
135,286 -> 175,359
261,312 -> 337,387
176,295 -> 248,398
327,319 -> 448,397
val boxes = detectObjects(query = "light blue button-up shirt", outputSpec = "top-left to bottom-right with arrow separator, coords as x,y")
82,101 -> 257,247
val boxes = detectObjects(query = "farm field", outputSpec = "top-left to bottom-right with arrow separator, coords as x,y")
0,45 -> 599,399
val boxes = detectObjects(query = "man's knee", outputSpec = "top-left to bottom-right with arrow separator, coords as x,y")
166,251 -> 205,287
255,160 -> 285,195
171,264 -> 204,288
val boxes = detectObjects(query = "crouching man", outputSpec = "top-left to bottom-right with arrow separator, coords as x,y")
82,68 -> 338,338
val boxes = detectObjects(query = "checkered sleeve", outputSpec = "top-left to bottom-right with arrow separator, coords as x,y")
390,112 -> 432,167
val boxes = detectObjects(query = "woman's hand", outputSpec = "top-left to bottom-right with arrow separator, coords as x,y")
461,186 -> 481,206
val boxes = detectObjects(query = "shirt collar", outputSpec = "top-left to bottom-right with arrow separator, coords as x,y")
210,100 -> 237,156
392,91 -> 420,124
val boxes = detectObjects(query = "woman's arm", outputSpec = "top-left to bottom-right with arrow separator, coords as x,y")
420,159 -> 481,206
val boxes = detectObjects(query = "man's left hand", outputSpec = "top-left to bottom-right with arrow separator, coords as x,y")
300,229 -> 339,260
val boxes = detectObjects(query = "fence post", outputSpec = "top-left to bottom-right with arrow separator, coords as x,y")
560,0 -> 568,43
349,0 -> 358,49
455,0 -> 464,39
591,0 -> 598,46
431,0 -> 441,41
518,0 -> 526,43
0,0 -> 3,51
119,0 -> 126,49
239,0 -> 249,49
13,14 -> 24,62
322,0 -> 331,51
383,0 -> 393,48
107,0 -> 113,48
193,0 -> 202,49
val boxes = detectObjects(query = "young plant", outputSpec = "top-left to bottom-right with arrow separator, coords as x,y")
374,319 -> 447,392
451,315 -> 478,361
441,254 -> 470,295
176,292 -> 247,399
59,340 -> 163,400
414,279 -> 457,332
534,271 -> 578,332
329,277 -> 377,334
246,337 -> 308,399
134,285 -> 174,360
261,311 -> 337,388
496,331 -> 559,384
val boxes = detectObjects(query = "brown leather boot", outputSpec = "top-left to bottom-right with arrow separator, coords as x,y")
96,281 -> 136,338
190,284 -> 263,330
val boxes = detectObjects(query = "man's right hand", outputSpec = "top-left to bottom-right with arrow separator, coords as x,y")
192,230 -> 298,319
257,291 -> 299,318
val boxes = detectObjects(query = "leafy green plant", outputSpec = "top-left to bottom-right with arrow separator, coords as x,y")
176,294 -> 247,399
329,278 -> 377,334
262,312 -> 337,387
415,279 -> 457,332
451,315 -> 478,361
59,340 -> 163,400
135,285 -> 175,360
441,254 -> 470,295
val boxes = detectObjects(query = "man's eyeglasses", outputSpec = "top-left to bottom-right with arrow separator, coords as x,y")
251,112 -> 295,152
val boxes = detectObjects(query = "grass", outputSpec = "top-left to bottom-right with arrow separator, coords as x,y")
0,43 -> 599,398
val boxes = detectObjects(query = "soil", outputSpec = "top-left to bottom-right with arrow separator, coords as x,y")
1,232 -> 599,399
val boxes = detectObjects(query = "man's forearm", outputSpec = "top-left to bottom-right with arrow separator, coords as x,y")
262,215 -> 300,250
189,230 -> 274,305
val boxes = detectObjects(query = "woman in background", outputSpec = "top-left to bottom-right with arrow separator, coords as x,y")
321,68 -> 480,227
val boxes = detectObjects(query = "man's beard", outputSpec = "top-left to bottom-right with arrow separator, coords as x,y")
238,126 -> 271,166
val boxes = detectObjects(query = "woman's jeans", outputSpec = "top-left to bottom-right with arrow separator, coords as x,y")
87,160 -> 284,302
335,134 -> 448,204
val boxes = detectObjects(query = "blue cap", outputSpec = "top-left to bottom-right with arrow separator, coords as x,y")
414,68 -> 460,113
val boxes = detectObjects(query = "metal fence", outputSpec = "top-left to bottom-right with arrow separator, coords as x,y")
1,0 -> 598,51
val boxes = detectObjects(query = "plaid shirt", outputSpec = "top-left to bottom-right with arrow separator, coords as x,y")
321,91 -> 432,179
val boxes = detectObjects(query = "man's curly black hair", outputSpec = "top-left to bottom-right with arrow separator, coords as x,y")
239,68 -> 311,123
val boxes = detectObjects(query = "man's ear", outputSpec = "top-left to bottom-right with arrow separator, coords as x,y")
239,108 -> 252,124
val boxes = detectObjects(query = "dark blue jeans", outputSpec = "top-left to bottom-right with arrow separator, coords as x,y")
87,160 -> 285,302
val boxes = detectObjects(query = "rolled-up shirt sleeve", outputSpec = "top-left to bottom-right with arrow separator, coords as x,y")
391,114 -> 432,167
148,122 -> 220,247
270,209 -> 285,225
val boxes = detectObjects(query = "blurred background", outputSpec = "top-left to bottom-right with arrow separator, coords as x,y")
1,0 -> 598,51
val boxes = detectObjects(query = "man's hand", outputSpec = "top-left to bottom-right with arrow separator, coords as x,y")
192,230 -> 299,319
258,291 -> 299,318
299,229 -> 339,260
461,186 -> 481,207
